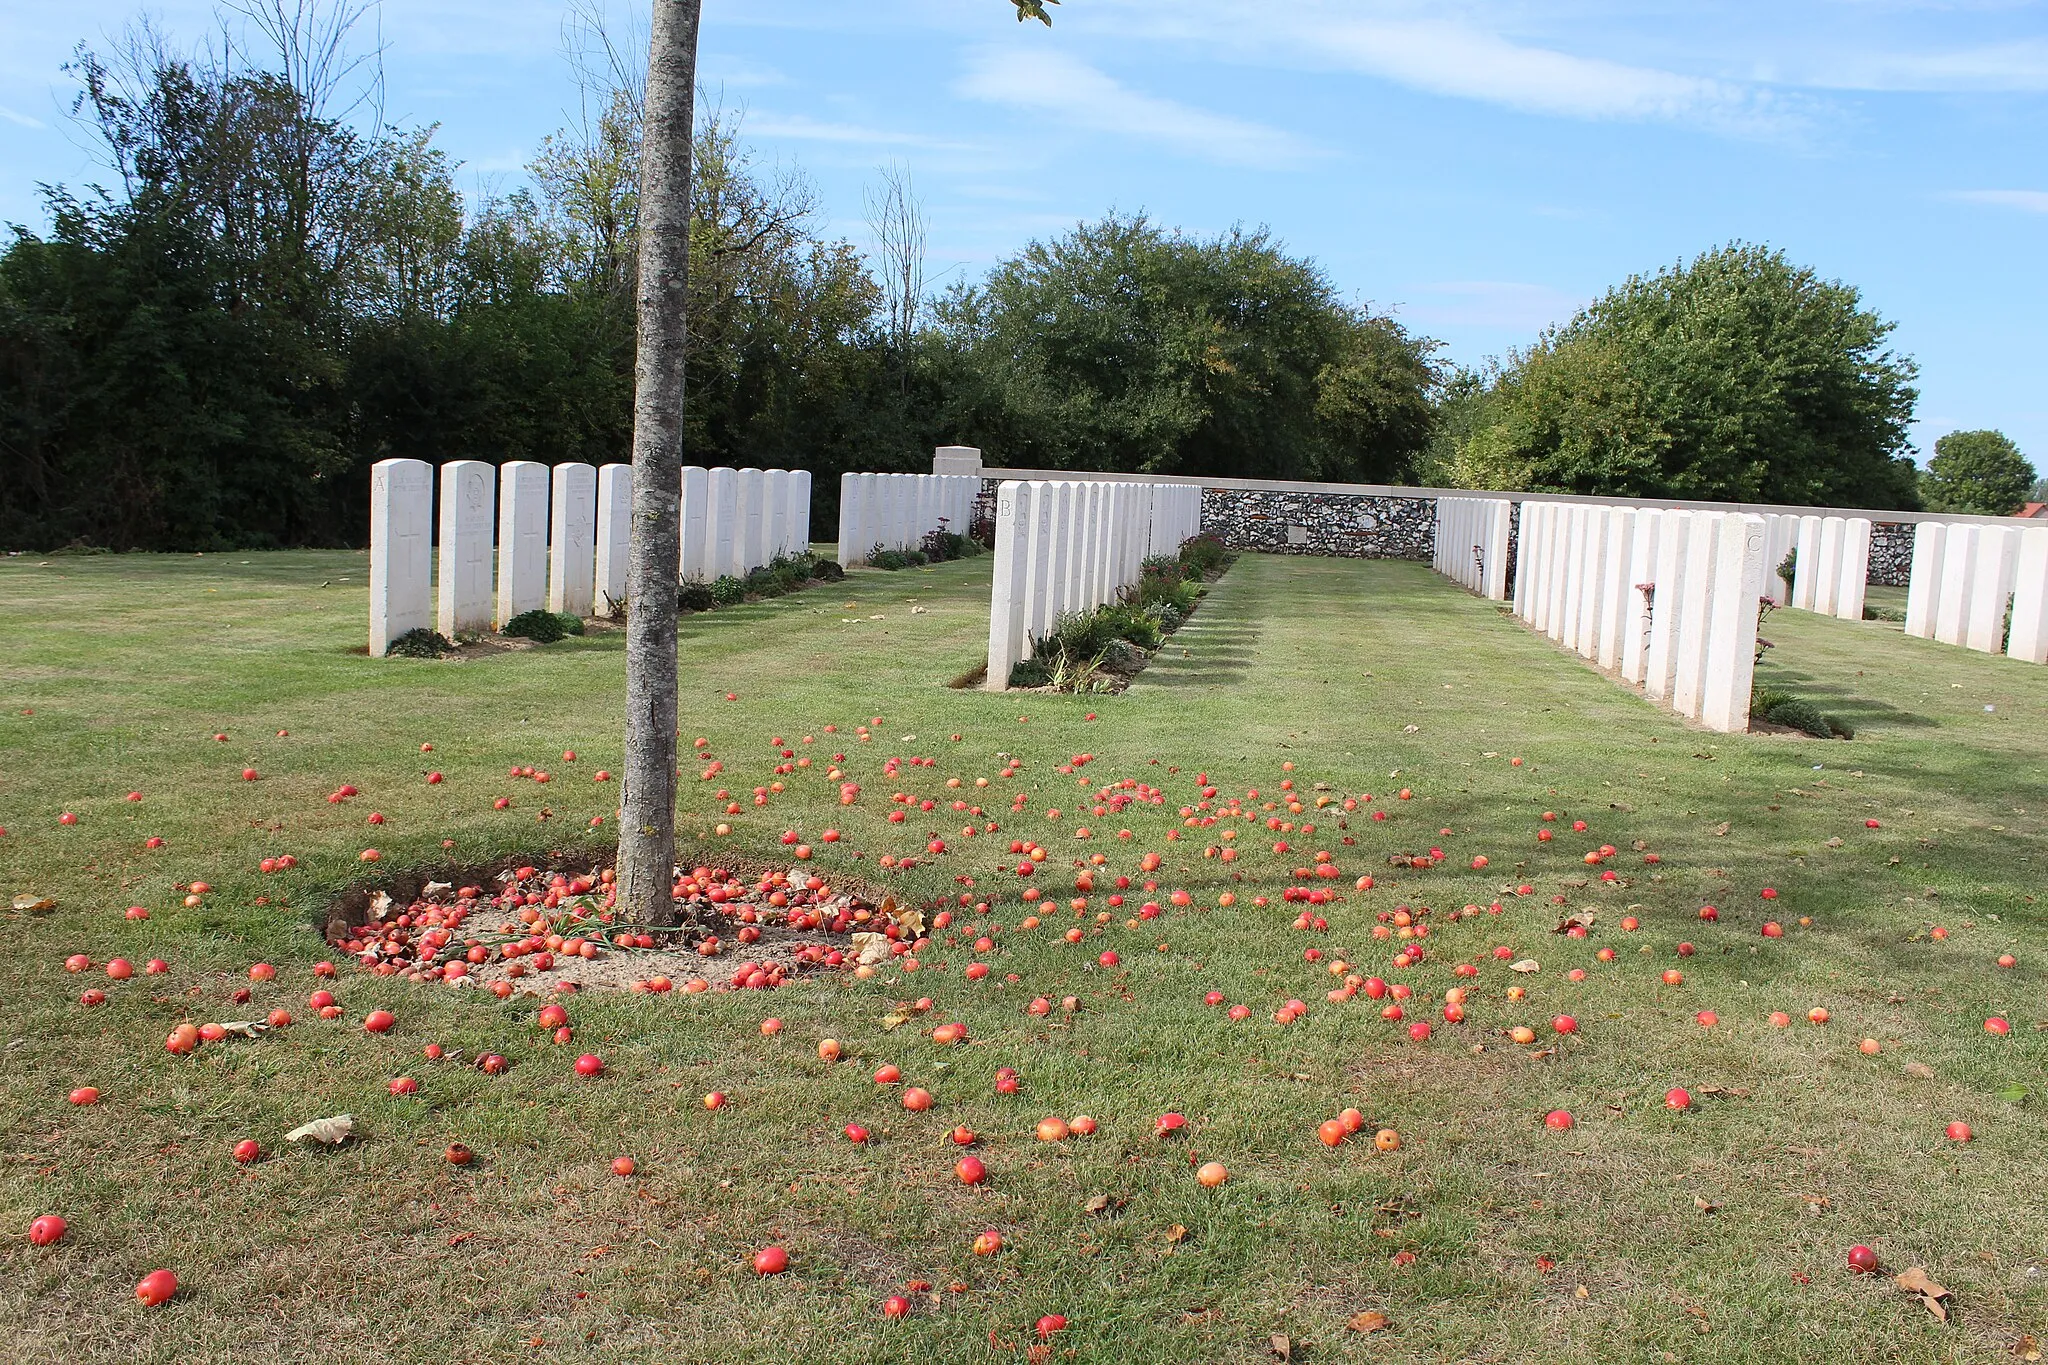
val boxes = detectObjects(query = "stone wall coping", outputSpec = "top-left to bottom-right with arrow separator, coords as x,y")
980,466 -> 2028,528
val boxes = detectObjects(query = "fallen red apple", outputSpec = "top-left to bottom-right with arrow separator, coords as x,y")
1848,1244 -> 1879,1273
29,1214 -> 67,1246
753,1246 -> 789,1275
135,1269 -> 178,1306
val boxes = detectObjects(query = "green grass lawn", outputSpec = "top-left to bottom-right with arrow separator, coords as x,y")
1,548 -> 2045,1365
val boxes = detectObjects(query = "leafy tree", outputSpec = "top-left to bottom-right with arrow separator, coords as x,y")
938,214 -> 1438,483
1435,243 -> 1921,508
1920,430 -> 2034,516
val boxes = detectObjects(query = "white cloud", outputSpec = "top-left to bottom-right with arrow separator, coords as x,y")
0,103 -> 46,129
1948,189 -> 2048,214
953,48 -> 1319,168
1078,0 -> 1805,137
1799,40 -> 2048,92
744,112 -> 979,152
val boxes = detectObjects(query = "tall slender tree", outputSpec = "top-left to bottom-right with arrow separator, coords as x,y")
615,0 -> 700,924
615,0 -> 1058,924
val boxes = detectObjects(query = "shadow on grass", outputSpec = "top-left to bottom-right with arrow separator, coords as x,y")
1755,665 -> 1938,731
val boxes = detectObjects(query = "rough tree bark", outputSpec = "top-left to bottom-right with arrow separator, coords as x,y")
617,0 -> 702,926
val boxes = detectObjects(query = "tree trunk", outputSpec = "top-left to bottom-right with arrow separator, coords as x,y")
617,0 -> 701,926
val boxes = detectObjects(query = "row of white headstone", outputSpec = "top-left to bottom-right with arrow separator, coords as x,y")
369,459 -> 812,656
1509,502 -> 1768,733
1770,513 -> 1873,619
675,466 -> 813,585
985,480 -> 1203,689
1905,522 -> 2048,663
1433,497 -> 1514,599
835,473 -> 980,565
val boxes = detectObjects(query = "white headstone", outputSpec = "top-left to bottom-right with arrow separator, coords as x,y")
736,468 -> 768,574
708,467 -> 739,580
1813,517 -> 1845,617
1644,511 -> 1691,701
1619,508 -> 1660,684
436,459 -> 494,639
1934,525 -> 1978,646
1700,515 -> 1767,733
788,469 -> 812,555
2007,526 -> 2048,664
1559,506 -> 1588,648
1596,506 -> 1633,669
1046,482 -> 1077,621
1791,515 -> 1822,610
1966,526 -> 2020,653
986,481 -> 1034,689
1671,513 -> 1721,719
1904,522 -> 1944,638
1512,503 -> 1534,618
764,469 -> 790,562
933,445 -> 983,477
594,463 -> 631,612
680,466 -> 710,582
548,463 -> 597,617
369,458 -> 433,656
1834,517 -> 1871,623
1021,483 -> 1060,647
1485,500 -> 1513,600
495,461 -> 549,626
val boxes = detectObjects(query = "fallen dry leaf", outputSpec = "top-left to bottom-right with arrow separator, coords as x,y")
1348,1311 -> 1392,1333
1694,1196 -> 1720,1214
2013,1333 -> 2041,1361
1083,1194 -> 1122,1216
1509,959 -> 1540,974
286,1114 -> 354,1145
1893,1266 -> 1951,1322
217,1021 -> 270,1038
1268,1333 -> 1292,1361
1903,1062 -> 1936,1080
855,935 -> 896,970
11,893 -> 56,913
1713,822 -> 1731,836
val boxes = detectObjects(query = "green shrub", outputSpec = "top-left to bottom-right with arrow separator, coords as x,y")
1179,533 -> 1230,577
1099,604 -> 1162,650
1008,657 -> 1053,688
556,612 -> 585,636
812,559 -> 846,582
745,567 -> 787,598
710,576 -> 747,607
501,609 -> 565,643
1763,699 -> 1834,738
678,581 -> 715,612
869,546 -> 929,571
387,628 -> 453,658
1863,602 -> 1906,623
1776,549 -> 1797,592
1749,686 -> 1796,717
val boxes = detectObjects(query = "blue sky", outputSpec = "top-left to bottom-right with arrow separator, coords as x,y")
4,0 -> 2045,464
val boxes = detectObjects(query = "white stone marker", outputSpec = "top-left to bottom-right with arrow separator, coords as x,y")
1559,506 -> 1588,649
986,481 -> 1034,689
1485,500 -> 1514,600
1763,514 -> 1795,605
680,466 -> 710,581
836,472 -> 867,565
1596,506 -> 1634,669
1934,525 -> 1978,646
1046,482 -> 1076,622
736,467 -> 768,574
1543,505 -> 1571,636
1576,507 -> 1609,659
1644,511 -> 1691,701
1835,517 -> 1872,623
1021,483 -> 1060,648
594,463 -> 631,612
1813,516 -> 1845,617
708,467 -> 739,580
436,459 -> 494,639
1966,525 -> 2020,654
2008,527 -> 2048,664
495,460 -> 549,627
1792,515 -> 1822,610
1904,522 -> 1944,638
548,462 -> 597,617
1512,504 -> 1534,617
1619,509 -> 1661,684
764,469 -> 790,562
788,469 -> 812,554
1700,514 -> 1767,733
1671,513 -> 1721,719
369,457 -> 433,656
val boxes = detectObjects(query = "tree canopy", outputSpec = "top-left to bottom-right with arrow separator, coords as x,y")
936,215 -> 1440,484
1422,243 -> 1922,509
1920,430 -> 2034,516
